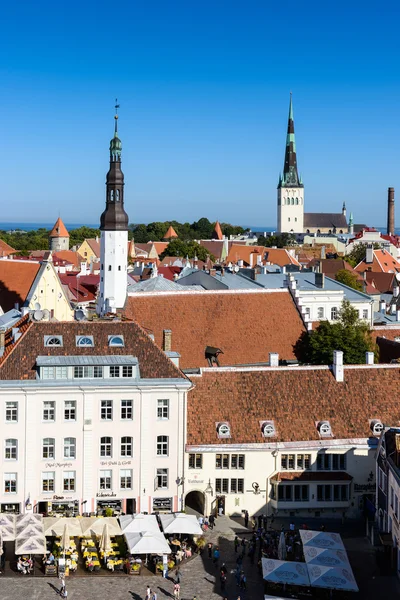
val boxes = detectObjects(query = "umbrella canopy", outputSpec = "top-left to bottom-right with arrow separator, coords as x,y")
0,514 -> 15,541
100,523 -> 112,555
307,564 -> 359,592
124,531 -> 171,555
300,530 -> 345,551
60,523 -> 70,551
120,514 -> 160,534
160,513 -> 202,535
0,529 -> 3,557
277,531 -> 286,560
43,517 -> 83,537
80,517 -> 122,537
303,546 -> 350,568
15,535 -> 47,555
262,558 -> 310,587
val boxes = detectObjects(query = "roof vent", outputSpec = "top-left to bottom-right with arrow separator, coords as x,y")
261,421 -> 276,438
216,422 -> 231,438
317,421 -> 333,438
370,419 -> 384,436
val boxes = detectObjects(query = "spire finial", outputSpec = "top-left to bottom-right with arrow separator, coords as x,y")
114,98 -> 120,134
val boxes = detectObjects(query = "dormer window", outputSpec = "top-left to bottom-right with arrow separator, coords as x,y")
216,422 -> 231,439
76,336 -> 94,347
44,335 -> 63,347
261,421 -> 276,438
108,335 -> 124,347
370,419 -> 384,436
317,421 -> 332,438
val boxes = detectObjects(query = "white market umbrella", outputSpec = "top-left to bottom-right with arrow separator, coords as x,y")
100,523 -> 112,559
0,529 -> 4,557
0,514 -> 15,541
303,546 -> 350,568
262,557 -> 310,587
15,535 -> 47,555
16,523 -> 43,539
43,517 -> 82,537
160,513 -> 202,535
80,517 -> 121,537
60,523 -> 70,555
124,531 -> 171,555
300,529 -> 345,551
307,563 -> 358,592
277,531 -> 287,560
120,514 -> 160,534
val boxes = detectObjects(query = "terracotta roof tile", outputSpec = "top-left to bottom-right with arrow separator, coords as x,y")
125,290 -> 305,368
212,221 -> 223,240
49,217 -> 69,238
0,239 -> 16,257
355,250 -> 400,274
163,226 -> 178,240
0,261 -> 41,312
187,366 -> 400,444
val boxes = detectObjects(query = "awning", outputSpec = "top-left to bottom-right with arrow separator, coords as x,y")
124,531 -> 171,555
271,471 -> 352,483
159,513 -> 202,535
262,557 -> 310,586
119,514 -> 161,534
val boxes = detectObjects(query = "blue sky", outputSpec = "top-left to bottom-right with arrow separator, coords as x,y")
1,1 -> 399,227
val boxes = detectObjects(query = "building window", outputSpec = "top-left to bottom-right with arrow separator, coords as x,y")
231,454 -> 245,469
317,307 -> 324,319
42,471 -> 55,492
363,309 -> 368,319
157,399 -> 169,420
317,454 -> 331,470
121,400 -> 133,420
110,366 -> 120,378
296,454 -> 311,470
157,436 -> 169,456
100,437 -> 112,458
63,471 -> 75,491
42,438 -> 55,459
64,400 -> 76,421
76,336 -> 94,347
278,486 -> 293,501
288,454 -> 295,469
294,485 -> 309,501
5,401 -> 18,422
157,468 -> 168,489
64,437 -> 76,459
122,365 -> 133,377
215,478 -> 229,493
217,423 -> 231,438
108,336 -> 124,347
317,484 -> 349,502
332,454 -> 346,470
189,454 -> 203,469
41,366 -> 68,380
230,479 -> 244,493
74,365 -> 103,378
5,439 -> 17,460
43,401 -> 55,422
331,307 -> 339,320
120,469 -> 132,490
121,436 -> 133,457
99,470 -> 112,490
101,400 -> 113,420
378,467 -> 387,493
44,336 -> 63,347
215,454 -> 229,468
4,473 -> 17,494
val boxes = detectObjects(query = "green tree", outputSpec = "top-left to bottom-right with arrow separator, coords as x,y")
345,243 -> 380,267
335,269 -> 363,291
159,239 -> 214,262
294,300 -> 375,365
257,233 -> 296,248
69,227 -> 100,247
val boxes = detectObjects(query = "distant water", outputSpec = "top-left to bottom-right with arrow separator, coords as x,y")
0,222 -> 98,232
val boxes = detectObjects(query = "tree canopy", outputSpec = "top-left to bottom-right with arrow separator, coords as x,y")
294,300 -> 375,365
344,243 -> 380,267
334,269 -> 363,291
257,233 -> 296,248
130,218 -> 246,243
159,239 -> 214,262
0,226 -> 101,252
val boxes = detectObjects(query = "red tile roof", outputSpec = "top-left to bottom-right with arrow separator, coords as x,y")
0,321 -> 185,380
163,226 -> 178,240
225,245 -> 300,268
157,266 -> 182,281
212,221 -> 223,240
187,366 -> 400,445
86,239 -> 101,257
0,261 -> 41,312
125,290 -> 305,369
58,272 -> 99,303
355,250 -> 400,274
0,239 -> 16,257
54,250 -> 82,268
0,315 -> 32,365
49,217 -> 69,238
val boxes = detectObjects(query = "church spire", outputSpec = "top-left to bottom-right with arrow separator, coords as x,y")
100,100 -> 129,231
279,93 -> 302,188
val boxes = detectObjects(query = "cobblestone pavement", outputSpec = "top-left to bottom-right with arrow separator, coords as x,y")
0,516 -> 263,600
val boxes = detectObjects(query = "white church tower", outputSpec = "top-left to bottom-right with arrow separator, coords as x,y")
277,94 -> 304,234
97,103 -> 129,316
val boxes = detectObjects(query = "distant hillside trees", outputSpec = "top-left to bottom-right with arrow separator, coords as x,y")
131,218 -> 246,243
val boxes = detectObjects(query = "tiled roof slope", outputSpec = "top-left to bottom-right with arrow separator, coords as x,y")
0,321 -> 184,380
0,239 -> 16,257
304,213 -> 347,229
125,290 -> 305,368
187,366 -> 400,445
50,217 -> 69,238
0,261 -> 41,312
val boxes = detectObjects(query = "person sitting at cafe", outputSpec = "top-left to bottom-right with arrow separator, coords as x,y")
46,552 -> 55,565
17,557 -> 27,575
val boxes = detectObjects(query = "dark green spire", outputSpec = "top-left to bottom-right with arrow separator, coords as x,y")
110,98 -> 122,161
278,93 -> 303,189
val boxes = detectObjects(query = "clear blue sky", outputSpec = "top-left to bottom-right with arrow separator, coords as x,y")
1,1 -> 399,228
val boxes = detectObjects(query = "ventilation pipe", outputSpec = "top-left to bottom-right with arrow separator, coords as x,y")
162,329 -> 172,352
269,353 -> 279,367
333,350 -> 344,382
366,352 -> 374,365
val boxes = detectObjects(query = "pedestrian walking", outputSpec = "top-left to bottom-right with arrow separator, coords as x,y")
290,521 -> 295,532
209,514 -> 215,529
234,535 -> 239,552
220,571 -> 227,591
208,542 -> 213,558
175,567 -> 181,584
59,576 -> 66,597
244,510 -> 249,528
146,585 -> 152,599
240,572 -> 247,590
152,592 -> 158,600
257,514 -> 262,528
174,583 -> 180,599
213,546 -> 220,567
220,562 -> 227,575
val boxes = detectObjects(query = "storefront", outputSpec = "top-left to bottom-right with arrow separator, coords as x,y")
96,498 -> 123,515
37,498 -> 79,516
152,497 -> 173,513
0,502 -> 20,514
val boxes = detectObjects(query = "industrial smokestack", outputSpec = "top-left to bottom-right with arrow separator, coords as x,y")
387,187 -> 395,236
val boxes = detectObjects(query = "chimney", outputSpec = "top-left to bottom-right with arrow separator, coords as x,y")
394,286 -> 399,298
391,304 -> 396,315
397,309 -> 400,322
315,273 -> 325,288
14,302 -> 19,311
0,328 -> 5,357
380,300 -> 386,315
366,352 -> 374,365
321,245 -> 326,260
269,352 -> 279,367
387,187 -> 395,236
366,244 -> 373,264
333,350 -> 344,382
162,329 -> 172,352
238,259 -> 244,268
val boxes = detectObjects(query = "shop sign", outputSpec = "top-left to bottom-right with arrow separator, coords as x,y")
45,462 -> 73,469
188,479 -> 204,484
52,495 -> 74,501
153,497 -> 172,510
97,499 -> 122,509
354,483 -> 375,493
100,460 -> 132,466
96,492 -> 117,498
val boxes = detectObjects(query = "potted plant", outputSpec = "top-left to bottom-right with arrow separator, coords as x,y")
193,536 -> 206,554
105,507 -> 113,517
156,562 -> 164,575
131,562 -> 141,575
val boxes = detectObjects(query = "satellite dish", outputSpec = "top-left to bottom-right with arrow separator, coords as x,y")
234,265 -> 240,273
75,309 -> 85,322
33,310 -> 44,321
396,273 -> 400,282
42,309 -> 50,321
34,302 -> 41,311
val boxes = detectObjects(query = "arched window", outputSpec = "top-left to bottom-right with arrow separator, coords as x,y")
261,422 -> 276,438
291,198 -> 294,205
45,336 -> 62,347
295,217 -> 297,222
110,190 -> 114,202
295,197 -> 299,205
109,336 -> 124,347
64,437 -> 76,459
217,423 -> 231,438
116,190 -> 120,202
5,439 -> 17,460
286,198 -> 290,205
100,436 -> 112,458
43,438 -> 55,459
288,218 -> 291,222
77,336 -> 93,347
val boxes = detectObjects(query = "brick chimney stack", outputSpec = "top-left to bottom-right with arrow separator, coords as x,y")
387,187 -> 395,236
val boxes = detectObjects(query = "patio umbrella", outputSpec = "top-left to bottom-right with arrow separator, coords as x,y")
15,535 -> 47,555
303,546 -> 350,568
80,517 -> 121,537
119,514 -> 160,534
0,514 -> 15,541
99,523 -> 112,561
60,523 -> 70,555
277,531 -> 286,560
299,529 -> 345,551
262,558 -> 310,586
0,529 -> 3,557
43,517 -> 83,537
307,563 -> 358,592
124,531 -> 171,555
159,513 -> 202,535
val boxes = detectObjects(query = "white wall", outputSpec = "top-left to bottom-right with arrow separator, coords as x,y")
98,230 -> 128,314
277,187 -> 304,234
